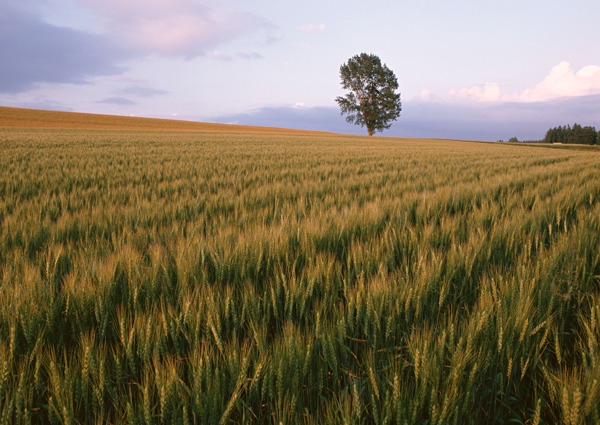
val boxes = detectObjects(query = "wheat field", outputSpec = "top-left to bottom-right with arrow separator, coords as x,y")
1,112 -> 600,424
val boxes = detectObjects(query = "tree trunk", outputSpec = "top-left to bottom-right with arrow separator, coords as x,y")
367,127 -> 373,136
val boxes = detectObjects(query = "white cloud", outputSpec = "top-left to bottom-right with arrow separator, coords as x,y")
297,24 -> 326,33
448,83 -> 501,102
419,62 -> 600,105
416,89 -> 445,102
507,61 -> 600,102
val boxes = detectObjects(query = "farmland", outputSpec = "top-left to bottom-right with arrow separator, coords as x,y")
1,109 -> 600,424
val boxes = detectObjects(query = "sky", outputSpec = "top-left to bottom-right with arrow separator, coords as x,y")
1,0 -> 599,141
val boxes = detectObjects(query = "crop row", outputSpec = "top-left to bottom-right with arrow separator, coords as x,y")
0,129 -> 599,423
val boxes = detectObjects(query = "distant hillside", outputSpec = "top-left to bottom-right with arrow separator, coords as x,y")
0,106 -> 337,135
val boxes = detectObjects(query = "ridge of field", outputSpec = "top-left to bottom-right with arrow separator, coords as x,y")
505,141 -> 600,151
0,106 -> 339,135
1,127 -> 600,424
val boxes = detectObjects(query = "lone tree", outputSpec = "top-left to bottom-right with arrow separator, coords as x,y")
335,53 -> 401,136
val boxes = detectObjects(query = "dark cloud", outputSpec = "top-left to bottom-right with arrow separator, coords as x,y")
398,95 -> 600,141
0,2 -> 127,93
204,50 -> 263,61
0,1 -> 274,94
119,85 -> 170,97
96,97 -> 137,105
210,106 -> 361,134
210,95 -> 600,141
6,99 -> 73,112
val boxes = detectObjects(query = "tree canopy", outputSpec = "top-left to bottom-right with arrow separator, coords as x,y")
544,123 -> 599,145
335,53 -> 401,136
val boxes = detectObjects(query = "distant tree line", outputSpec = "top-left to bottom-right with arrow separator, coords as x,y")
544,123 -> 599,145
500,137 -> 545,144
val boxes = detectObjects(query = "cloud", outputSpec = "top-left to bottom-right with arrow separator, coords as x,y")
4,97 -> 74,112
0,0 -> 273,94
205,50 -> 233,61
209,94 -> 600,142
396,94 -> 600,140
0,2 -> 126,93
210,105 -> 355,133
508,61 -> 600,102
236,51 -> 264,60
119,85 -> 169,97
96,97 -> 137,105
203,50 -> 264,61
448,82 -> 502,102
297,24 -> 326,33
429,62 -> 600,105
78,0 -> 273,57
416,89 -> 445,102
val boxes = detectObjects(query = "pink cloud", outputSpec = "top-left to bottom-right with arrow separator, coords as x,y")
78,0 -> 269,57
205,50 -> 232,61
297,24 -> 326,33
